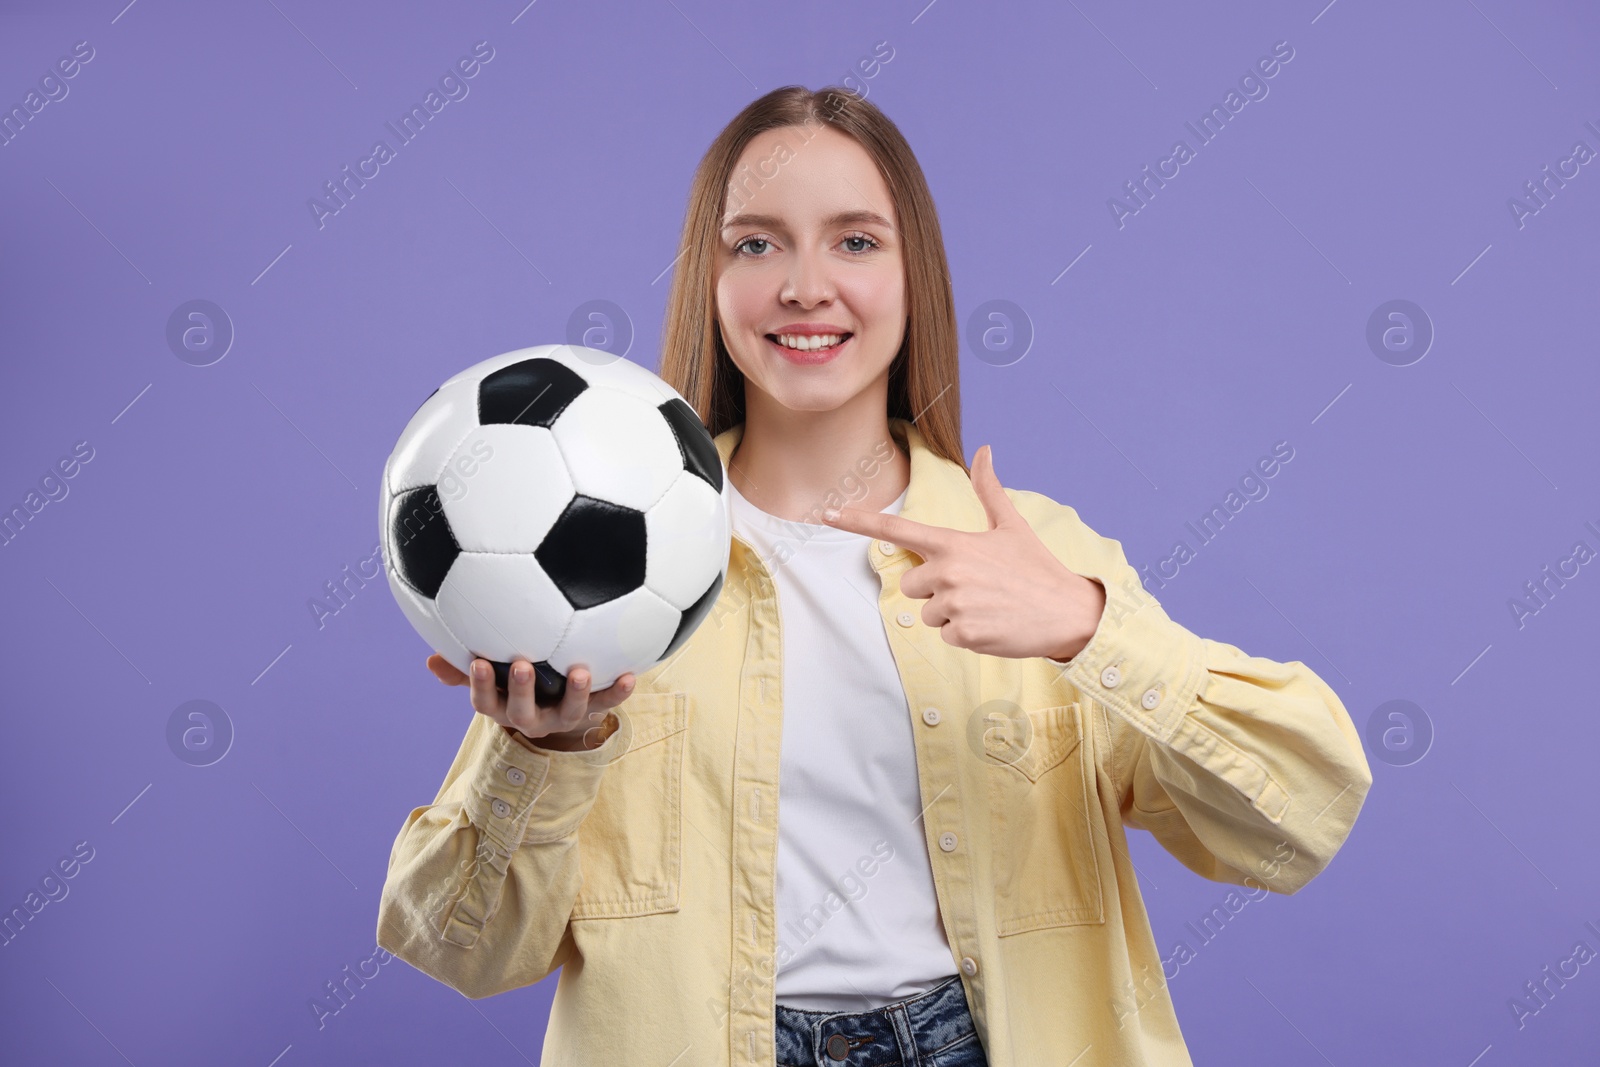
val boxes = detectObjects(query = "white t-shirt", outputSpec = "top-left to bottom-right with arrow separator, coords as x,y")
726,476 -> 958,1011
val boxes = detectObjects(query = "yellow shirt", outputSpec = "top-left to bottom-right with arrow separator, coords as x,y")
376,416 -> 1373,1066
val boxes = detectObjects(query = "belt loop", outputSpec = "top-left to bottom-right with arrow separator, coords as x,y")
888,1002 -> 920,1066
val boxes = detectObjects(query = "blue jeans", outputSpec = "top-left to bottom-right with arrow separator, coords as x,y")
774,974 -> 988,1066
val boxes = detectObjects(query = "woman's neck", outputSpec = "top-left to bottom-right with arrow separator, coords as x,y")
728,398 -> 910,524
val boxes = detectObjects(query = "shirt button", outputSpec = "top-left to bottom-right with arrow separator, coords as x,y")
939,831 -> 958,852
960,955 -> 979,977
1100,665 -> 1122,689
879,540 -> 896,555
1141,687 -> 1161,711
490,798 -> 511,819
505,766 -> 526,786
897,611 -> 915,628
922,707 -> 941,726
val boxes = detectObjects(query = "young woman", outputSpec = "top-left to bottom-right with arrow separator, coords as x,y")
378,87 -> 1373,1067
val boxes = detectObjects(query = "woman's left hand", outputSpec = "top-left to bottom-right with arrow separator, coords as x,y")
822,444 -> 1107,662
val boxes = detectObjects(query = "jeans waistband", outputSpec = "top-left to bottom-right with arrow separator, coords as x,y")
774,974 -> 981,1066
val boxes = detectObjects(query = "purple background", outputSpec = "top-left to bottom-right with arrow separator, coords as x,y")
3,1 -> 1597,1063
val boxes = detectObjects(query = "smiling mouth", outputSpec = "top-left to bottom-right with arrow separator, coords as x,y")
761,331 -> 851,356
765,332 -> 853,354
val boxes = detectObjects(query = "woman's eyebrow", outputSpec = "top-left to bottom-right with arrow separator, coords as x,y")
720,209 -> 895,232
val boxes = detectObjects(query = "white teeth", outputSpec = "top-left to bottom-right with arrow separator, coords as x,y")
774,333 -> 844,350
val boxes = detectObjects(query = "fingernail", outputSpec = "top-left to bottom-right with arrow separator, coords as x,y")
574,672 -> 589,689
822,508 -> 839,522
472,661 -> 489,679
513,664 -> 529,682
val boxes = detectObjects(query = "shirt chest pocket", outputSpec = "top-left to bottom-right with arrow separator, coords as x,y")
570,691 -> 690,921
981,701 -> 1106,936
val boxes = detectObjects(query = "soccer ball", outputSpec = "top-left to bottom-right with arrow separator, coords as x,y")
380,344 -> 729,706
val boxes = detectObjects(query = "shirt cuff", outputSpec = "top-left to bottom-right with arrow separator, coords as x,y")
1046,577 -> 1207,745
465,714 -> 630,852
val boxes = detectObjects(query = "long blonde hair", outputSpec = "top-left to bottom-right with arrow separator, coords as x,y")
656,85 -> 967,473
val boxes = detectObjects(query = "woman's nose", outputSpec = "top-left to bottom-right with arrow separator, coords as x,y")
781,250 -> 835,306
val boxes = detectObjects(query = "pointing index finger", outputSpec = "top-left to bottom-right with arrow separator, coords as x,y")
822,504 -> 955,555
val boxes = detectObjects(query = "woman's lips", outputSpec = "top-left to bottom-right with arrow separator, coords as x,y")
765,333 -> 852,365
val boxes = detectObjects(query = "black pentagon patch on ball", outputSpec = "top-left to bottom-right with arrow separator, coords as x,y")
536,495 -> 647,609
659,397 -> 722,492
479,358 -> 589,428
390,486 -> 460,598
659,572 -> 724,660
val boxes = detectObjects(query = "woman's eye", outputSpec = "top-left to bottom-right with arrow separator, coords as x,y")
734,234 -> 878,256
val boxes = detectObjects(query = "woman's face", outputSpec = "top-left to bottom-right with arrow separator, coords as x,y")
714,123 -> 906,417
